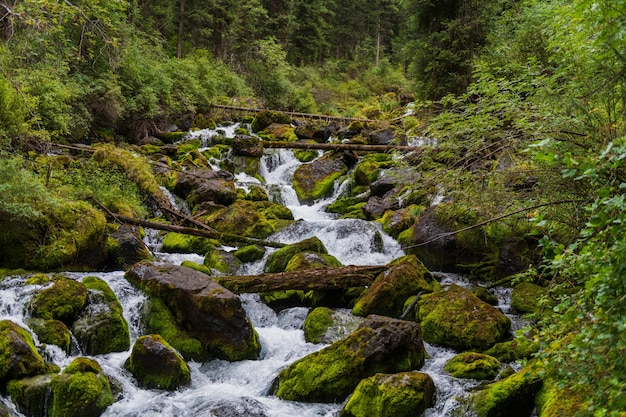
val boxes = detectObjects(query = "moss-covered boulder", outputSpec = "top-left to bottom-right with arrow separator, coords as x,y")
0,320 -> 46,389
285,252 -> 342,272
273,315 -> 426,403
203,200 -> 275,239
511,282 -> 546,314
444,352 -> 501,380
49,357 -> 114,417
303,307 -> 363,344
250,110 -> 291,133
293,152 -> 349,204
264,237 -> 328,273
7,374 -> 54,417
535,383 -> 586,417
28,278 -> 88,324
70,276 -> 130,355
483,337 -> 539,363
233,245 -> 266,263
417,284 -> 511,351
173,168 -> 237,207
471,366 -> 542,417
340,372 -> 435,417
25,318 -> 71,353
258,123 -> 297,141
352,255 -> 434,318
160,232 -> 216,255
232,135 -> 263,157
126,262 -> 260,361
380,205 -> 422,238
107,224 -> 152,269
125,334 -> 191,391
204,248 -> 242,274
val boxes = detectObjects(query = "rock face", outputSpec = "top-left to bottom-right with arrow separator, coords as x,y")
174,168 -> 237,207
417,284 -> 511,351
273,315 -> 426,403
0,320 -> 46,389
126,262 -> 260,361
340,372 -> 435,417
352,255 -> 434,318
292,152 -> 349,204
125,334 -> 190,391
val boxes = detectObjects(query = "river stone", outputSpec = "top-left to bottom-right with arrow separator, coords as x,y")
125,334 -> 191,391
71,277 -> 130,355
7,374 -> 54,417
107,224 -> 152,269
174,168 -> 237,207
28,278 -> 88,324
367,127 -> 397,145
417,284 -> 511,351
126,262 -> 261,361
511,282 -> 546,314
340,371 -> 435,417
483,337 -> 539,363
285,251 -> 342,272
352,255 -> 434,318
203,398 -> 270,417
303,307 -> 364,344
250,110 -> 291,133
363,196 -> 399,220
292,152 -> 348,204
203,199 -> 275,239
25,318 -> 71,353
232,135 -> 263,157
0,320 -> 46,389
273,314 -> 426,403
263,236 -> 328,273
444,352 -> 501,380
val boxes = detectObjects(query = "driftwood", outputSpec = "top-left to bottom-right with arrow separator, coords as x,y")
262,141 -> 419,153
214,265 -> 387,293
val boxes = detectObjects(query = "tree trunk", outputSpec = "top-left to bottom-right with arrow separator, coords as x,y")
214,265 -> 387,293
177,0 -> 185,59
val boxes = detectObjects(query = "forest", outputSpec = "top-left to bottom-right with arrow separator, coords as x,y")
0,0 -> 625,416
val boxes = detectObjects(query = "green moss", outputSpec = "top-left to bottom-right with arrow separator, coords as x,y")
244,185 -> 269,201
25,318 -> 71,353
29,278 -> 88,324
204,249 -> 241,274
204,200 -> 275,239
161,232 -> 216,254
233,245 -> 266,263
264,237 -> 327,273
511,282 -> 545,314
444,352 -> 501,380
250,110 -> 291,133
0,320 -> 46,387
380,205 -> 422,238
483,337 -> 539,363
303,307 -> 335,343
140,298 -> 207,361
285,252 -> 342,272
24,273 -> 53,285
7,374 -> 54,417
293,166 -> 346,203
257,201 -> 294,220
535,383 -> 585,417
340,372 -> 435,417
294,148 -> 320,162
63,357 -> 102,375
353,158 -> 382,186
181,260 -> 212,275
326,197 -> 362,215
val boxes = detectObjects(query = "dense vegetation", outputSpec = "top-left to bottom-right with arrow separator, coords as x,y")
1,0 -> 624,415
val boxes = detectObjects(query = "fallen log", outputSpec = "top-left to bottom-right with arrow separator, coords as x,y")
214,265 -> 387,293
262,141 -> 419,153
211,104 -> 377,123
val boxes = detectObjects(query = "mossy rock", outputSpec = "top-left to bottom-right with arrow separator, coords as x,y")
473,286 -> 499,306
352,255 -> 433,318
203,200 -> 275,239
50,357 -> 114,417
233,245 -> 266,263
259,123 -> 298,141
28,278 -> 88,324
294,147 -> 320,162
25,273 -> 54,285
244,185 -> 269,201
160,232 -> 216,254
180,260 -> 212,275
304,307 -> 363,344
340,372 -> 435,417
263,237 -> 328,273
256,201 -> 294,221
125,334 -> 191,391
7,374 -> 54,417
25,318 -> 71,353
511,282 -> 545,314
353,157 -> 383,186
0,320 -> 46,389
285,252 -> 342,272
471,366 -> 542,417
326,197 -> 365,216
292,152 -> 348,204
417,284 -> 511,351
483,337 -> 539,363
444,352 -> 501,380
380,205 -> 422,238
250,110 -> 291,133
139,298 -> 207,361
535,383 -> 586,417
273,315 -> 425,403
71,277 -> 130,355
204,249 -> 242,274
176,138 -> 202,155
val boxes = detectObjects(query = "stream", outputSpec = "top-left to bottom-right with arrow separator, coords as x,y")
0,125 -> 523,416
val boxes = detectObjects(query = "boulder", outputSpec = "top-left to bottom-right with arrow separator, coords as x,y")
273,315 -> 426,403
203,200 -> 275,239
125,334 -> 190,391
263,237 -> 328,273
258,123 -> 297,141
340,372 -> 435,417
535,383 -> 586,417
471,366 -> 542,417
25,318 -> 71,354
303,307 -> 363,344
352,255 -> 434,318
0,320 -> 46,389
367,127 -> 397,146
232,135 -> 263,157
28,278 -> 88,324
293,152 -> 348,204
107,225 -> 152,269
363,196 -> 399,220
203,398 -> 270,417
483,337 -> 539,363
417,284 -> 511,351
126,262 -> 260,361
285,252 -> 342,272
511,282 -> 545,314
250,110 -> 291,133
444,352 -> 501,380
174,168 -> 237,207
6,374 -> 53,417
71,277 -> 130,355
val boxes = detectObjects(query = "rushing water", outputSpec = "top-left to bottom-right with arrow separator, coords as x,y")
0,133 -> 521,416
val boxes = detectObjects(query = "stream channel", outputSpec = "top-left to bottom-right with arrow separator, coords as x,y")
0,123 -> 524,416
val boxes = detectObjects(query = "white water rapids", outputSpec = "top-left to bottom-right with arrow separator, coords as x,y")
0,131 -> 522,416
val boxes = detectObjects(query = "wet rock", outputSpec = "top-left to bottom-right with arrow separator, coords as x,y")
511,282 -> 546,314
285,252 -> 342,272
232,135 -> 263,157
7,374 -> 54,417
273,315 -> 426,403
264,237 -> 328,273
203,200 -> 275,239
483,337 -> 539,363
473,286 -> 499,306
107,225 -> 152,269
303,307 -> 363,344
367,127 -> 396,145
340,371 -> 435,417
28,278 -> 88,324
352,255 -> 434,318
71,277 -> 130,355
202,398 -> 270,417
174,168 -> 237,207
444,352 -> 501,380
0,320 -> 46,389
125,334 -> 190,391
250,110 -> 291,133
363,196 -> 399,220
417,284 -> 511,351
293,152 -> 349,204
493,238 -> 532,279
25,318 -> 71,354
126,262 -> 260,361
